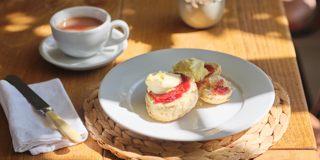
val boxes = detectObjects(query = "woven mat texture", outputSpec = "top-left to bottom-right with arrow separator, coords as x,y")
83,78 -> 291,160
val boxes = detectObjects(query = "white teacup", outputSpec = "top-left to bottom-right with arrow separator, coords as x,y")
50,6 -> 129,58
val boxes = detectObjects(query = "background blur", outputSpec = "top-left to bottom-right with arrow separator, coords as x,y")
283,0 -> 320,117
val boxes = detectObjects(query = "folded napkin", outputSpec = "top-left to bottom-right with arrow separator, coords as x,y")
0,78 -> 88,155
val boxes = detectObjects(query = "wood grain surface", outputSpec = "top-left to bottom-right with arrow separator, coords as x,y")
0,0 -> 317,159
255,150 -> 320,160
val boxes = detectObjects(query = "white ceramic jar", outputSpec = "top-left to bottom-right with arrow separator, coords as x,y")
178,0 -> 225,29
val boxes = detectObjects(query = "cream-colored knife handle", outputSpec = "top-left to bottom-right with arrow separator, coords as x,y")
45,111 -> 82,143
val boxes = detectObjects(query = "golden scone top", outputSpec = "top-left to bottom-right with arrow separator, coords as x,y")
145,71 -> 181,94
172,57 -> 208,82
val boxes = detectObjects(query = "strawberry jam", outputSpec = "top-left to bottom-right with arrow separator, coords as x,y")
147,74 -> 190,104
196,64 -> 216,88
210,79 -> 231,95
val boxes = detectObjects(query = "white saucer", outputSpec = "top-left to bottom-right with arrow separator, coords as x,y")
39,29 -> 128,71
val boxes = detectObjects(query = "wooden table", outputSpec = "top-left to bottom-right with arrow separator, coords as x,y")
0,0 -> 318,159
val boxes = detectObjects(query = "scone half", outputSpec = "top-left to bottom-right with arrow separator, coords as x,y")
200,75 -> 233,104
145,77 -> 198,122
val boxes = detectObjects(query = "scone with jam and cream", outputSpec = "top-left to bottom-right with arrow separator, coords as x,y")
172,57 -> 232,104
172,58 -> 221,96
145,71 -> 198,122
200,75 -> 233,104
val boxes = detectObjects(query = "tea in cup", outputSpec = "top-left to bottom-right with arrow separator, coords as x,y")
56,17 -> 104,32
50,6 -> 129,58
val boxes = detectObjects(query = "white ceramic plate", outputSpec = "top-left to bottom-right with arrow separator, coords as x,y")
99,49 -> 275,141
39,29 -> 127,71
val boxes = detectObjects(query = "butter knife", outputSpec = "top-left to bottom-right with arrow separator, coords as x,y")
6,75 -> 82,143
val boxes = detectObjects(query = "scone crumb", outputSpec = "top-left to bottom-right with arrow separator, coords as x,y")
196,101 -> 202,106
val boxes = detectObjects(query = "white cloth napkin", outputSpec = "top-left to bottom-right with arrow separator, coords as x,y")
0,78 -> 88,155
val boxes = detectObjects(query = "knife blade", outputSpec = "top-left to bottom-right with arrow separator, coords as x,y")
6,75 -> 81,143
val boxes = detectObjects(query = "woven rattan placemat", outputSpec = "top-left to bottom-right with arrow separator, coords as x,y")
83,78 -> 290,160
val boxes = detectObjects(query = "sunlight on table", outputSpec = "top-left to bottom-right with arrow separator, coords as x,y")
4,12 -> 35,32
